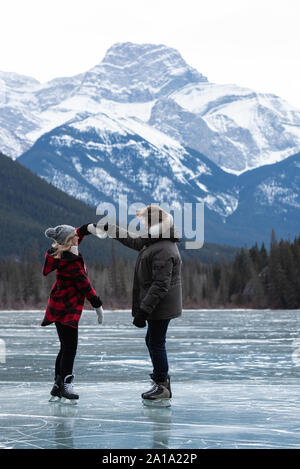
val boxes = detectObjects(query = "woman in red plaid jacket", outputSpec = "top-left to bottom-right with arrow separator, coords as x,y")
42,223 -> 103,402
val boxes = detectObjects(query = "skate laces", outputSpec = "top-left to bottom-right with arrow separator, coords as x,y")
63,382 -> 74,393
149,383 -> 159,393
63,375 -> 75,394
149,384 -> 163,394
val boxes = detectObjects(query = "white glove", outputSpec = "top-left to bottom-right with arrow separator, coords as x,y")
88,223 -> 107,239
87,223 -> 97,235
95,306 -> 104,325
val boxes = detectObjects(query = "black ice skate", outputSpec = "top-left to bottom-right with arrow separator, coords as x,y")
49,375 -> 62,402
60,374 -> 79,405
142,374 -> 172,408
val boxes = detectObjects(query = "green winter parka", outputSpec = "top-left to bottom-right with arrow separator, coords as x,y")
105,222 -> 182,320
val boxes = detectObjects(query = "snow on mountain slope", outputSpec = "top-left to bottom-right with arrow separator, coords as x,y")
219,151 -> 300,245
17,104 -> 300,246
0,71 -> 83,158
2,42 -> 300,174
150,82 -> 300,173
76,42 -> 207,103
19,110 -> 238,217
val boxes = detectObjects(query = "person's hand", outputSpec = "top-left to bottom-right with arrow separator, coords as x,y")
88,221 -> 108,238
87,223 -> 97,235
133,316 -> 146,328
133,308 -> 148,328
95,306 -> 104,325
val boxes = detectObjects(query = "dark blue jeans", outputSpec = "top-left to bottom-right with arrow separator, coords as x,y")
145,319 -> 170,382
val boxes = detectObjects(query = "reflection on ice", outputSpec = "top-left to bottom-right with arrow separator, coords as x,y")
0,309 -> 300,448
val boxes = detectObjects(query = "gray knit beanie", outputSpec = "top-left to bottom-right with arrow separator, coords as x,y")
45,225 -> 76,245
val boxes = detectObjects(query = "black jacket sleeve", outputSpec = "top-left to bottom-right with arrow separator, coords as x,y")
77,224 -> 94,237
104,223 -> 148,252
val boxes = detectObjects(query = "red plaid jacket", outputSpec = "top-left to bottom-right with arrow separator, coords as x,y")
41,225 -> 102,329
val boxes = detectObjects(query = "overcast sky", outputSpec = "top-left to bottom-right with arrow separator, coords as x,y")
0,0 -> 299,108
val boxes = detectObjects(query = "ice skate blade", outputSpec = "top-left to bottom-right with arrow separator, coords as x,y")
60,397 -> 78,405
49,396 -> 61,403
142,398 -> 171,408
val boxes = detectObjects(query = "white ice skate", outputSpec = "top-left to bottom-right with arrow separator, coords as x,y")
95,306 -> 104,325
60,374 -> 79,405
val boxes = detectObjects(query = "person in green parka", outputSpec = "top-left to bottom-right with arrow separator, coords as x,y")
91,205 -> 182,403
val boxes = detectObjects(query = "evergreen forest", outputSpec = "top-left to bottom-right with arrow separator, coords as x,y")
1,229 -> 299,311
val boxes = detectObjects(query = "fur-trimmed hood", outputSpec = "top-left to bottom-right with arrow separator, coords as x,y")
136,205 -> 181,243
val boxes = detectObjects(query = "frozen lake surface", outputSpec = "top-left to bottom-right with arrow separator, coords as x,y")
0,309 -> 300,449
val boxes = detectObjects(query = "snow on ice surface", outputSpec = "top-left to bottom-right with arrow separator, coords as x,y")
1,309 -> 300,449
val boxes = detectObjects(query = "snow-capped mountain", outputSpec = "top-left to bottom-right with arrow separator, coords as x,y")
0,71 -> 40,157
3,42 -> 300,246
19,110 -> 300,246
1,42 -> 300,172
0,43 -> 207,159
225,151 -> 300,245
76,42 -> 208,103
150,84 -> 300,173
0,70 -> 83,158
19,111 -> 238,215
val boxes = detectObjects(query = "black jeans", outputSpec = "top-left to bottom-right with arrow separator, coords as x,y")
55,322 -> 78,380
145,319 -> 171,382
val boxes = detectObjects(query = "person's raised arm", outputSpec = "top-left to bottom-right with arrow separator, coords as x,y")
89,221 -> 148,252
76,224 -> 95,245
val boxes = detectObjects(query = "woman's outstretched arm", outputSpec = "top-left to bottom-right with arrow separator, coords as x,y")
76,224 -> 94,245
90,222 -> 148,252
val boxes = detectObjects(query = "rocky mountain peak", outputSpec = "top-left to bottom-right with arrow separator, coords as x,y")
81,42 -> 207,102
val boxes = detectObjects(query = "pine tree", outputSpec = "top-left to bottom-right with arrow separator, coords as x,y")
216,258 -> 229,306
278,240 -> 298,308
268,233 -> 285,308
259,242 -> 268,270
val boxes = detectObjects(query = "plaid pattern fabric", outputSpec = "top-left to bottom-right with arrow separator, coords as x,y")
41,226 -> 100,328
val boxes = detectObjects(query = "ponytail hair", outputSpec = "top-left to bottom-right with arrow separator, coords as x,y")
51,230 -> 76,259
